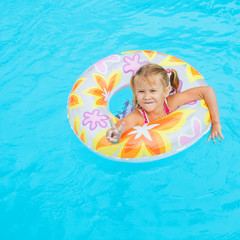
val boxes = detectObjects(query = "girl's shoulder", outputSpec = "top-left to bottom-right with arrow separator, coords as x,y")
127,108 -> 145,124
122,108 -> 145,126
115,108 -> 145,133
166,94 -> 179,112
167,92 -> 191,112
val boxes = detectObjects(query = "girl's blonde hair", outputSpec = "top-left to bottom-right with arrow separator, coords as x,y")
130,64 -> 180,107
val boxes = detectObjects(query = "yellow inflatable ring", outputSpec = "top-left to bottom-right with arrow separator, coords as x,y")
68,50 -> 211,162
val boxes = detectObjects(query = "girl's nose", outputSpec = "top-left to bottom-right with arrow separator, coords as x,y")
144,93 -> 151,99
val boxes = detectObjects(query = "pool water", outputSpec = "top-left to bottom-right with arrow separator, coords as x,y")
109,87 -> 134,119
1,0 -> 240,239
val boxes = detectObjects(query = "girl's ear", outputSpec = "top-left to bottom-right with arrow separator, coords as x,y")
164,86 -> 171,98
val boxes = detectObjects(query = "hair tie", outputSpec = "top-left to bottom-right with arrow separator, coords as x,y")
166,68 -> 171,74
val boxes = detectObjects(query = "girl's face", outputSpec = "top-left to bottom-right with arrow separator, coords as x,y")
135,74 -> 170,113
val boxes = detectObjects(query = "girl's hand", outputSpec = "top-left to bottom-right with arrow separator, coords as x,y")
207,122 -> 224,144
106,118 -> 125,144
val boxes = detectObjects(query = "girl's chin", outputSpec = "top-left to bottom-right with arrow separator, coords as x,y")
143,105 -> 155,111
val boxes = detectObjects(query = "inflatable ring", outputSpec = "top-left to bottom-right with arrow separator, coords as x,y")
68,50 -> 211,162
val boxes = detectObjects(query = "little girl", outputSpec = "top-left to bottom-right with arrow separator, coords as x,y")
106,64 -> 224,144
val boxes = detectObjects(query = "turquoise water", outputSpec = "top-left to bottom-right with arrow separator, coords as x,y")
1,0 -> 240,239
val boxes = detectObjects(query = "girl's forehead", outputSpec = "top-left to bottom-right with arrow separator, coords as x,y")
135,75 -> 162,88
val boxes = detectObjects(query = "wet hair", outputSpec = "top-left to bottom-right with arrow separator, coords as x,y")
130,63 -> 180,107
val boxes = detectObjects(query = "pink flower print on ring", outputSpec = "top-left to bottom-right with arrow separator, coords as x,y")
179,118 -> 201,146
83,109 -> 109,131
94,55 -> 121,74
123,54 -> 149,76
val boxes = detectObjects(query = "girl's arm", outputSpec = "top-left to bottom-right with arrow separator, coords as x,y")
106,109 -> 143,143
168,86 -> 224,143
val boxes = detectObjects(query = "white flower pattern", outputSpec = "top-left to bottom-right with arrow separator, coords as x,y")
127,123 -> 159,141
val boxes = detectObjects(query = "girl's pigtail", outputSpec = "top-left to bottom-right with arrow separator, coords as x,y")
169,69 -> 180,93
130,75 -> 138,107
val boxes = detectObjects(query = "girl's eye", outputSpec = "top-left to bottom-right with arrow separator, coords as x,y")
150,90 -> 157,92
138,91 -> 144,93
